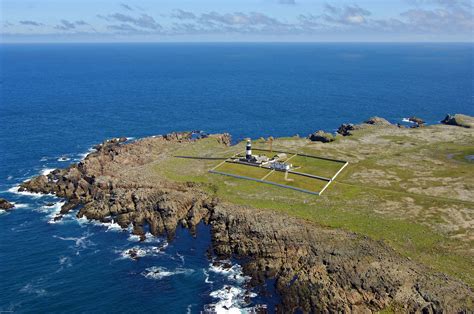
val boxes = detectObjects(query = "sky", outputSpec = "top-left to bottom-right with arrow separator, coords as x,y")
1,0 -> 473,42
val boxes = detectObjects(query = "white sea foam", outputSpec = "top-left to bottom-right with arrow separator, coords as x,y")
59,256 -> 72,267
119,247 -> 148,260
141,266 -> 194,280
118,241 -> 167,260
57,156 -> 71,162
402,118 -> 415,123
7,184 -> 45,198
11,202 -> 28,209
102,221 -> 124,232
203,269 -> 213,284
126,232 -> 163,243
41,168 -> 55,176
143,232 -> 162,243
176,252 -> 185,265
207,285 -> 254,314
209,261 -> 250,284
54,232 -> 95,250
77,147 -> 97,161
0,209 -> 6,215
76,216 -> 89,225
46,201 -> 66,224
7,175 -> 13,180
186,304 -> 193,314
76,216 -> 127,232
127,234 -> 141,242
205,260 -> 257,313
20,283 -> 48,297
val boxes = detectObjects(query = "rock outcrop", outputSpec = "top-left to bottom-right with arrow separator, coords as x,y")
210,133 -> 232,146
308,130 -> 335,143
337,116 -> 392,136
0,198 -> 14,210
337,123 -> 358,136
442,114 -> 474,128
364,116 -> 391,126
408,116 -> 425,127
19,132 -> 473,312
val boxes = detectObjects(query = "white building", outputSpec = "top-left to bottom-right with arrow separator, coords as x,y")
270,162 -> 292,171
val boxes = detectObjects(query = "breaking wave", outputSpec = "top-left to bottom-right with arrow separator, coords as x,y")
205,260 -> 258,313
7,184 -> 45,198
41,168 -> 55,176
141,266 -> 194,280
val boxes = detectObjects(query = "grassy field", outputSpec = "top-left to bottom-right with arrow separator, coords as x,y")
265,171 -> 328,193
213,162 -> 271,180
150,125 -> 474,287
291,155 -> 345,178
212,148 -> 339,194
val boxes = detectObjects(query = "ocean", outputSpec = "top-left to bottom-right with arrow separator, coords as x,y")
0,43 -> 472,313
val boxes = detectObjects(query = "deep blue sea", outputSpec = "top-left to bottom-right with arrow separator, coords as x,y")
0,43 -> 473,313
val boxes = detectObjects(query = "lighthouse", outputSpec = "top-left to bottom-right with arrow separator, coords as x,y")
246,139 -> 252,160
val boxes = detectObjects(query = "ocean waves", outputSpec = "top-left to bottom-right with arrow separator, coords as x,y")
205,260 -> 259,313
141,266 -> 195,280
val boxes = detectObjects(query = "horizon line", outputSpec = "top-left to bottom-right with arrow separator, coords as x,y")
1,40 -> 473,45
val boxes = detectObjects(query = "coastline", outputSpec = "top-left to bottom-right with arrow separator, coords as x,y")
13,115 -> 474,312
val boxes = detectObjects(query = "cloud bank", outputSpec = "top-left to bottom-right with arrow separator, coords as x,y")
3,1 -> 472,42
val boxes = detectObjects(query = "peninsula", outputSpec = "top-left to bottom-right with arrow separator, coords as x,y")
20,114 -> 474,312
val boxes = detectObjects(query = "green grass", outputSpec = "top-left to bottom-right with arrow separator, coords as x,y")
265,171 -> 327,193
252,149 -> 291,160
452,147 -> 474,164
212,179 -> 474,287
214,162 -> 271,180
291,155 -> 345,178
150,134 -> 474,288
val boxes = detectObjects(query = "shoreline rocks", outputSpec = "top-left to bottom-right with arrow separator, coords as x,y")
364,116 -> 391,126
337,123 -> 357,136
408,116 -> 425,127
337,116 -> 393,136
0,198 -> 15,210
18,127 -> 474,312
308,130 -> 335,143
442,114 -> 474,128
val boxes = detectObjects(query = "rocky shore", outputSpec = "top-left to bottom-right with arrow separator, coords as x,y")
0,198 -> 15,211
19,121 -> 473,312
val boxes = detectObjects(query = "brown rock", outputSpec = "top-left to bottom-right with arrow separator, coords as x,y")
364,117 -> 391,126
18,132 -> 474,313
441,114 -> 474,128
337,123 -> 356,136
212,133 -> 232,146
408,116 -> 425,125
0,198 -> 14,210
308,130 -> 335,143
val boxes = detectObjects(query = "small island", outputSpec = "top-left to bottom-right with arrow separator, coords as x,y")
19,114 -> 474,312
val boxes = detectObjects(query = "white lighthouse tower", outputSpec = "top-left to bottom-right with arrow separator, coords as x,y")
246,139 -> 252,160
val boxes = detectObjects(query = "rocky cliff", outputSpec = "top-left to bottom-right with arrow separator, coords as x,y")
19,130 -> 473,312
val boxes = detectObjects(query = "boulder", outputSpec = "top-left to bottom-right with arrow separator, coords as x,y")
337,124 -> 356,136
0,198 -> 14,210
19,175 -> 49,193
441,114 -> 474,128
60,200 -> 81,215
408,116 -> 425,125
364,117 -> 391,126
308,131 -> 335,143
213,133 -> 232,146
164,132 -> 193,141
